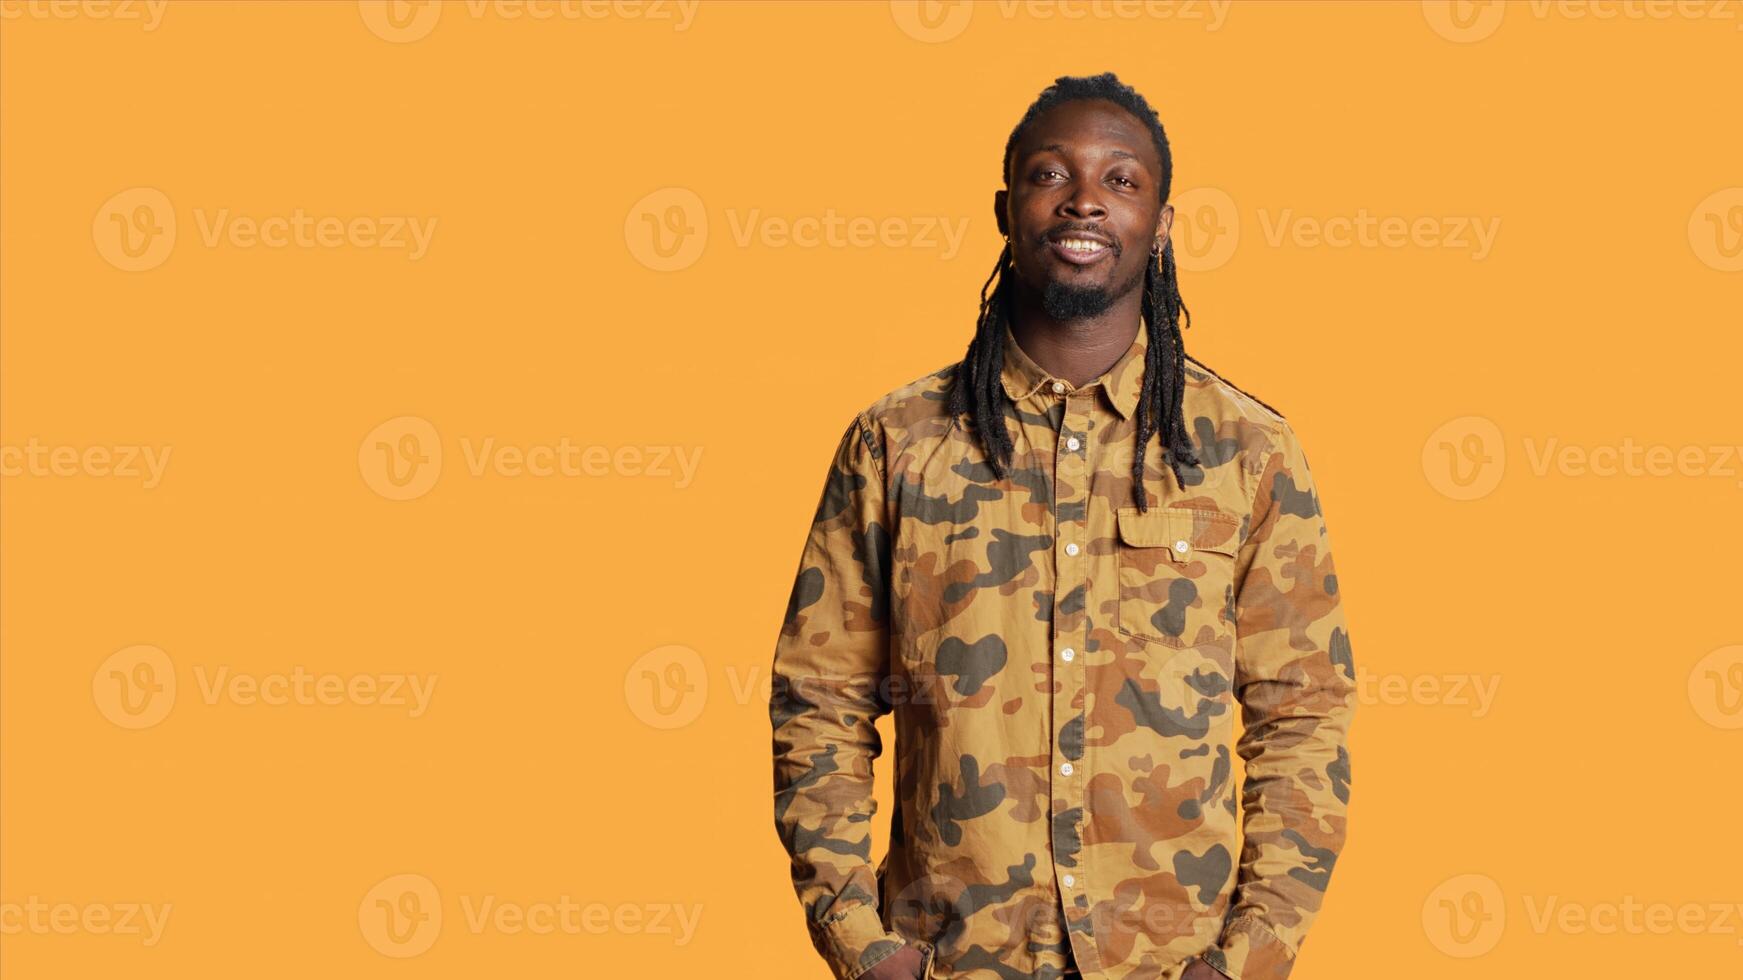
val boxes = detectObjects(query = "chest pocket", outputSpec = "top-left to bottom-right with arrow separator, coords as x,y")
1115,507 -> 1242,649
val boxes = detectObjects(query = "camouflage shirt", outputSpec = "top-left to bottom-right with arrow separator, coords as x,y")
770,318 -> 1355,980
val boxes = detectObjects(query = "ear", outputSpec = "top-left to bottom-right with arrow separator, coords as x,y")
994,189 -> 1008,238
1155,203 -> 1174,250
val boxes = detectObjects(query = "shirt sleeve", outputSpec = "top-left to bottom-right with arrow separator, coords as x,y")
768,411 -> 908,980
1201,420 -> 1356,980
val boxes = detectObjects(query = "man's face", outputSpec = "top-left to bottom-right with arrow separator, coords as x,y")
997,99 -> 1171,321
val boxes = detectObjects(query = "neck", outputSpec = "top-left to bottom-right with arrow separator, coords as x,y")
1007,288 -> 1143,387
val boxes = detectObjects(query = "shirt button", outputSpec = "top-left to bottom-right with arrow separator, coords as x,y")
1051,381 -> 1066,394
1066,437 -> 1080,451
1174,540 -> 1190,554
1062,874 -> 1076,888
1060,762 -> 1073,776
1061,648 -> 1074,662
1064,542 -> 1079,556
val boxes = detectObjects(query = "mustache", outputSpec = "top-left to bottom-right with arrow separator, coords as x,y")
1037,225 -> 1120,253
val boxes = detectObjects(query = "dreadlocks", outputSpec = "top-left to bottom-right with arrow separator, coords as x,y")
946,72 -> 1195,514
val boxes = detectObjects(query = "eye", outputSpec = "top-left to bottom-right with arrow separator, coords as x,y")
1110,175 -> 1137,188
1034,167 -> 1066,182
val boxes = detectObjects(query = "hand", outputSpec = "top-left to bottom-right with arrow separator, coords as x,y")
861,940 -> 927,979
1180,955 -> 1226,980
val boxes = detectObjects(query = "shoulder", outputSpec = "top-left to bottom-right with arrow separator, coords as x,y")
852,359 -> 961,451
1180,355 -> 1314,489
1183,354 -> 1288,430
860,361 -> 957,423
810,360 -> 960,480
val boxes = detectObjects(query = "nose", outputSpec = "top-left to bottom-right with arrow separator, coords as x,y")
1059,176 -> 1107,221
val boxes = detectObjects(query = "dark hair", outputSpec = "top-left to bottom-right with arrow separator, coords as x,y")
947,72 -> 1193,513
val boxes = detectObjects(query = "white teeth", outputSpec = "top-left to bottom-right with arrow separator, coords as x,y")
1057,238 -> 1105,253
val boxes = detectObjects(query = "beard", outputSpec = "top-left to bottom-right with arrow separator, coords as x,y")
1038,258 -> 1147,321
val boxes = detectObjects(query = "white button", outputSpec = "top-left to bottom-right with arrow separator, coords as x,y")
1051,381 -> 1066,394
1174,540 -> 1190,554
1061,648 -> 1074,662
1062,874 -> 1076,888
1064,542 -> 1079,556
1060,762 -> 1073,776
1066,437 -> 1080,451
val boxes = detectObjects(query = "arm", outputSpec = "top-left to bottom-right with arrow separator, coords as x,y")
769,412 -> 910,980
1199,421 -> 1356,980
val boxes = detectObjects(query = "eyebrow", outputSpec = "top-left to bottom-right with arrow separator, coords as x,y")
1031,143 -> 1142,163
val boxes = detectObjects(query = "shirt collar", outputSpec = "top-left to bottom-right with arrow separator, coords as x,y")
999,317 -> 1148,421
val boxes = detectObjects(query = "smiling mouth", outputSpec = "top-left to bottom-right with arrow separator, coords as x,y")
1045,235 -> 1114,266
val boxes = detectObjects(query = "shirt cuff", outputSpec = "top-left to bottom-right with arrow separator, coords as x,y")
1199,914 -> 1298,980
813,903 -> 907,980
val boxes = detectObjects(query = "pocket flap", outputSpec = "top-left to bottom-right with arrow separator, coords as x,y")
1117,507 -> 1241,559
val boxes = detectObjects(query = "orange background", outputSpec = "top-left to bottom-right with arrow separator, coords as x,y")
3,1 -> 1741,977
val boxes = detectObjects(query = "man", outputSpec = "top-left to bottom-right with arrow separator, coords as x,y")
769,73 -> 1355,980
